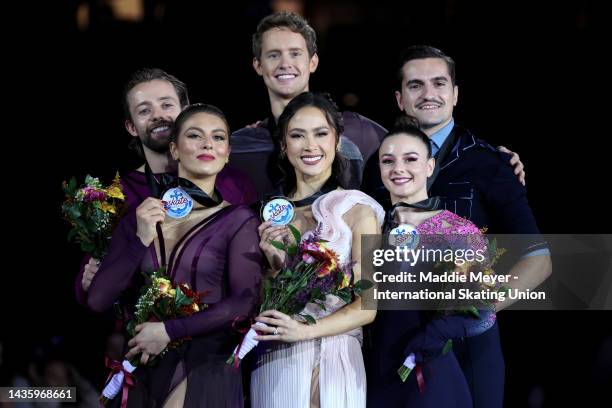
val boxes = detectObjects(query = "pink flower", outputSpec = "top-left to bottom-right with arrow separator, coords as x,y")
82,186 -> 107,202
302,253 -> 315,264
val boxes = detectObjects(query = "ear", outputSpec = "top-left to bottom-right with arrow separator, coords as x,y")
125,120 -> 138,137
169,141 -> 179,161
453,85 -> 459,106
253,57 -> 263,76
395,91 -> 404,112
309,53 -> 319,73
427,157 -> 436,177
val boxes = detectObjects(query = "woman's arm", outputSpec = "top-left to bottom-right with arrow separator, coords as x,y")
87,197 -> 164,312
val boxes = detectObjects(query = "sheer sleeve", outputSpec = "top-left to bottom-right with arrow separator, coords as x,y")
163,214 -> 263,340
87,211 -> 149,312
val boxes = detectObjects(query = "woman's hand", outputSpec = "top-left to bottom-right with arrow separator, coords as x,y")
257,222 -> 292,272
81,258 -> 100,291
125,322 -> 170,365
253,310 -> 312,343
135,197 -> 166,246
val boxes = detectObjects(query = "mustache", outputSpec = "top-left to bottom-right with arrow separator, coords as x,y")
416,98 -> 444,108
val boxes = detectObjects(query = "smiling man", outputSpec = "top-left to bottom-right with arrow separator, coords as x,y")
75,68 -> 255,305
364,45 -> 552,408
229,11 -> 387,199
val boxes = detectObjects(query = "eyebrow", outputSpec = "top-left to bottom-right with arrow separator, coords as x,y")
134,96 -> 177,110
184,127 -> 227,134
265,46 -> 305,55
288,126 -> 330,133
380,151 -> 421,157
406,76 -> 449,85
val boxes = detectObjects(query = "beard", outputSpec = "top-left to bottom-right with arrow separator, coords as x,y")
141,121 -> 173,153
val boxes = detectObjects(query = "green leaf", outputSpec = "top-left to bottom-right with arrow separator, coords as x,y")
175,285 -> 192,307
300,314 -> 316,325
311,287 -> 323,301
335,289 -> 352,303
354,279 -> 373,291
466,305 -> 480,318
287,246 -> 297,256
397,365 -> 412,382
287,224 -> 301,245
68,177 -> 77,194
269,239 -> 288,252
66,228 -> 78,242
442,339 -> 453,355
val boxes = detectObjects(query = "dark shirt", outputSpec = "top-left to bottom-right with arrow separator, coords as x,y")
229,112 -> 386,200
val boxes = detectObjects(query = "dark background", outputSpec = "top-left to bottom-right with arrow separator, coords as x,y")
4,1 -> 610,407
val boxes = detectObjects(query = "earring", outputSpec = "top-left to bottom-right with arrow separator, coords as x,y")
225,158 -> 229,164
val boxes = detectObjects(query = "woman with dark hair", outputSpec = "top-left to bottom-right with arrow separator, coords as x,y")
88,104 -> 263,407
249,92 -> 384,408
366,116 -> 496,407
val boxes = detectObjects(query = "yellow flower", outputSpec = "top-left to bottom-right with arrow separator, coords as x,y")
155,278 -> 172,293
192,303 -> 200,312
100,202 -> 116,214
339,272 -> 351,290
106,186 -> 125,200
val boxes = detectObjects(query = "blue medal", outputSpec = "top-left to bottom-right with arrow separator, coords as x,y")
389,224 -> 419,249
162,187 -> 193,219
261,198 -> 295,226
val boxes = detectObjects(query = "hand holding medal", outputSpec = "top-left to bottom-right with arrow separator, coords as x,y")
258,197 -> 295,271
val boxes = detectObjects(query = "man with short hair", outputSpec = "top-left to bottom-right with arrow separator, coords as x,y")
229,11 -> 387,198
76,68 -> 255,302
364,45 -> 551,408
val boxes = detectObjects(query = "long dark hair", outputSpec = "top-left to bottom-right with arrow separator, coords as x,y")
275,92 -> 348,194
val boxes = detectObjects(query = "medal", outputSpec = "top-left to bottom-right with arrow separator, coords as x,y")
162,187 -> 193,219
389,224 -> 419,249
261,197 -> 295,226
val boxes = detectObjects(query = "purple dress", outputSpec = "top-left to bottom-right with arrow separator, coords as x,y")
88,203 -> 263,407
75,167 -> 257,305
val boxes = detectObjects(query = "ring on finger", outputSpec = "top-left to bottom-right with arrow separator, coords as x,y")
273,327 -> 279,335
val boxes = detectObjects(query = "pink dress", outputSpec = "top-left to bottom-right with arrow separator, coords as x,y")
250,190 -> 385,408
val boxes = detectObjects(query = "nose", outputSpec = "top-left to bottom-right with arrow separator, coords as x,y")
391,163 -> 406,174
151,104 -> 167,121
303,135 -> 319,151
200,136 -> 213,149
422,83 -> 436,100
279,52 -> 293,69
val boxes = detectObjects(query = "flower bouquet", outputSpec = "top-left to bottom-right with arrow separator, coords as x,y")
397,232 -> 507,383
100,267 -> 207,406
61,173 -> 126,259
227,225 -> 371,366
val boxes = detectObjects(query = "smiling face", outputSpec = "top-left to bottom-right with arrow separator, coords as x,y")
379,133 -> 435,204
395,58 -> 458,135
169,112 -> 230,180
253,27 -> 319,100
283,106 -> 337,181
125,79 -> 181,153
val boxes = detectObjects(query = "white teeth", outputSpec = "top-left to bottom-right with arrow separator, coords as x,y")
152,126 -> 169,133
420,105 -> 439,110
277,74 -> 296,80
302,155 -> 322,163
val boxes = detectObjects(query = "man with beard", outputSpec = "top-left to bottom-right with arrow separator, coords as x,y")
76,68 -> 255,303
